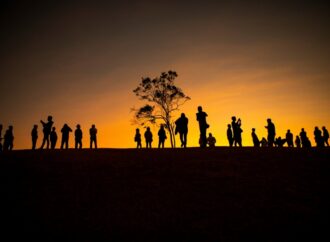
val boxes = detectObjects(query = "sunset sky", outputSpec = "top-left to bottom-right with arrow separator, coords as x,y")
1,0 -> 329,149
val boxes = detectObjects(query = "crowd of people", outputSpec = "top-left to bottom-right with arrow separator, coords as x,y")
134,106 -> 329,149
0,108 -> 329,151
0,116 -> 98,151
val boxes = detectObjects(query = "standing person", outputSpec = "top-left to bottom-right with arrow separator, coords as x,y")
314,127 -> 324,147
144,127 -> 153,148
251,128 -> 260,147
265,118 -> 276,147
196,106 -> 209,148
50,127 -> 58,149
0,124 -> 3,152
31,125 -> 38,150
295,135 -> 301,148
75,124 -> 83,149
60,124 -> 72,149
207,133 -> 216,147
286,130 -> 294,147
89,124 -> 97,149
134,128 -> 142,148
231,116 -> 242,147
158,124 -> 167,148
300,128 -> 311,148
40,115 -> 54,149
227,124 -> 234,147
175,113 -> 188,148
3,125 -> 14,151
322,126 -> 329,146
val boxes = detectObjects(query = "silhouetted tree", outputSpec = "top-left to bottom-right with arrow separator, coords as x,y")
133,71 -> 190,148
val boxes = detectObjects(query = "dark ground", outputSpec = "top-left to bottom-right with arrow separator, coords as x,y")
0,148 -> 329,241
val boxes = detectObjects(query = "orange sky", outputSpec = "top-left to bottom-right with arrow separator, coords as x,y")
0,1 -> 329,149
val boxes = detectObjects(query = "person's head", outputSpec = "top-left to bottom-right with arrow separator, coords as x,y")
209,133 -> 212,137
92,124 -> 95,128
227,124 -> 231,128
287,129 -> 290,133
198,106 -> 202,112
52,127 -> 56,131
34,125 -> 38,129
252,128 -> 255,132
181,113 -> 185,118
136,128 -> 140,133
267,118 -> 271,123
48,115 -> 53,121
0,124 -> 3,130
77,124 -> 81,129
301,128 -> 305,131
322,126 -> 326,130
315,126 -> 319,130
147,127 -> 150,131
9,125 -> 13,130
232,116 -> 236,121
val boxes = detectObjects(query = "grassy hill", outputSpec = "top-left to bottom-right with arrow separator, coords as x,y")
1,148 -> 329,241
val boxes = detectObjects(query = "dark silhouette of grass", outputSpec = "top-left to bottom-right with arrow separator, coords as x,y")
1,148 -> 329,241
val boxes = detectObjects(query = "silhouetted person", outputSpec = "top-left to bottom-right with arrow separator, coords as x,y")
261,137 -> 268,147
3,125 -> 14,151
50,127 -> 57,149
40,115 -> 54,149
231,116 -> 242,147
196,106 -> 209,148
295,135 -> 301,148
207,133 -> 216,147
251,128 -> 260,147
322,126 -> 329,146
31,125 -> 38,150
265,118 -> 276,147
300,128 -> 311,148
286,130 -> 294,147
0,124 -> 3,152
60,124 -> 72,149
158,124 -> 167,148
134,128 -> 142,148
227,124 -> 233,147
314,126 -> 324,147
89,124 -> 97,149
75,124 -> 83,149
144,127 -> 153,148
275,136 -> 286,147
175,113 -> 188,148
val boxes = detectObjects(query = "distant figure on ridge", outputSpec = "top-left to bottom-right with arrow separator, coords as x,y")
3,125 -> 14,151
314,126 -> 324,147
75,124 -> 83,149
31,125 -> 38,150
134,128 -> 142,148
251,128 -> 260,147
275,136 -> 286,147
322,126 -> 329,146
0,124 -> 3,152
144,127 -> 153,148
207,133 -> 216,147
50,127 -> 58,149
231,116 -> 242,147
175,113 -> 188,148
89,124 -> 98,149
295,135 -> 301,148
227,124 -> 233,147
60,123 -> 72,149
40,115 -> 54,149
158,124 -> 167,148
300,128 -> 311,148
196,106 -> 209,148
286,130 -> 294,147
260,137 -> 268,147
265,118 -> 276,147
